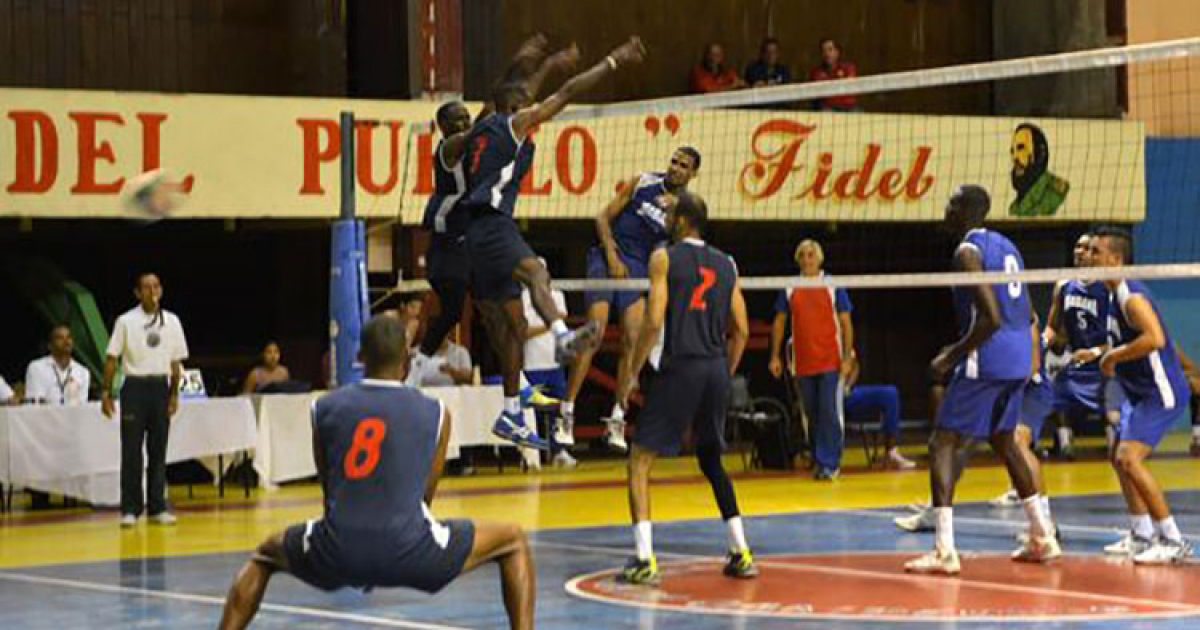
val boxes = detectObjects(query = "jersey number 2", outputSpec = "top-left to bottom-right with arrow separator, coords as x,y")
689,267 -> 717,311
344,418 -> 387,480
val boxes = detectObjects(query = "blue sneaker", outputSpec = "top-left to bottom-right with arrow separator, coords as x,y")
492,411 -> 550,451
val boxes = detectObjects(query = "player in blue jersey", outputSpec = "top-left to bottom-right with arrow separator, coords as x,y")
219,316 -> 536,630
461,36 -> 646,451
1090,227 -> 1192,564
904,185 -> 1059,575
558,148 -> 701,452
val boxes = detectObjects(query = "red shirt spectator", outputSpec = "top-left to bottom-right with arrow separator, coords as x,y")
690,43 -> 745,94
810,38 -> 858,111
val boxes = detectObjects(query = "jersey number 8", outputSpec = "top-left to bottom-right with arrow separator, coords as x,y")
344,418 -> 387,480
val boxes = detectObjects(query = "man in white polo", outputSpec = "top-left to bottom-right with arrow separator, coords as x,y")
101,272 -> 189,528
24,324 -> 90,406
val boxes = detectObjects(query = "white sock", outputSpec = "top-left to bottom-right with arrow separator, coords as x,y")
933,507 -> 954,553
610,403 -> 625,422
1192,425 -> 1200,440
634,521 -> 654,560
1022,494 -> 1050,538
1132,514 -> 1154,539
504,396 -> 521,416
1056,426 -> 1073,447
1039,495 -> 1053,526
561,400 -> 574,418
551,320 -> 569,337
1156,516 -> 1183,543
726,516 -> 748,552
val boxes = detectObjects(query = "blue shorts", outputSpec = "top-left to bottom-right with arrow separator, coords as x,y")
427,233 -> 471,284
1021,376 -> 1056,437
282,517 -> 475,594
1052,366 -> 1103,416
465,210 -> 535,302
1118,385 -> 1191,449
635,358 -> 729,456
584,246 -> 649,315
937,371 -> 1025,440
525,367 -> 566,398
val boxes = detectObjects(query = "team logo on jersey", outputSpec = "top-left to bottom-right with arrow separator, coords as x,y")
1009,122 -> 1070,217
636,200 -> 667,227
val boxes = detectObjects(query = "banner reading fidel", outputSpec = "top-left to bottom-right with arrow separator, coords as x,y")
0,88 -> 1145,222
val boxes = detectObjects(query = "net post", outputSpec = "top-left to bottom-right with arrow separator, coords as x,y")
340,111 -> 356,220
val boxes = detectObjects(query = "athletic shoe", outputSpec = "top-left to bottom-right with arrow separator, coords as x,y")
552,450 -> 578,469
723,549 -> 759,579
553,417 -> 575,447
492,411 -> 549,451
1016,525 -> 1063,545
989,488 -> 1021,507
1133,538 -> 1193,565
887,449 -> 917,470
894,508 -> 935,533
814,467 -> 839,481
521,385 -> 560,409
520,447 -> 542,472
1057,443 -> 1076,461
904,548 -> 961,575
1011,535 -> 1062,563
149,512 -> 177,526
1104,532 -> 1154,556
554,321 -> 601,365
119,514 -> 138,528
620,556 -> 660,586
603,418 -> 628,454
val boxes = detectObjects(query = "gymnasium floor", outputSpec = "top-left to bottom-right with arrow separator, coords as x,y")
4,436 -> 1200,629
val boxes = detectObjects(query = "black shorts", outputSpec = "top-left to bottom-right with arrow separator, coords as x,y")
282,517 -> 476,594
427,233 -> 470,284
635,357 -> 730,456
464,209 -> 534,302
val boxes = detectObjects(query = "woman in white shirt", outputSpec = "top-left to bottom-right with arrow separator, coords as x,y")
413,336 -> 473,387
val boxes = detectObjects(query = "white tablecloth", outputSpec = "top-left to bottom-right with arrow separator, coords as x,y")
252,386 -> 508,488
0,398 -> 257,506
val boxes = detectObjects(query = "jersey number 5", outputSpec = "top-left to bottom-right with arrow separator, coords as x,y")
689,267 -> 717,311
344,418 -> 387,480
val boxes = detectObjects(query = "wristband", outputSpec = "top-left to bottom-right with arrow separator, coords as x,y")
605,55 -> 618,71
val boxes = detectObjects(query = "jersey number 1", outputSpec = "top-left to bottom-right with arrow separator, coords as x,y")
470,137 -> 489,175
689,267 -> 717,311
344,418 -> 387,480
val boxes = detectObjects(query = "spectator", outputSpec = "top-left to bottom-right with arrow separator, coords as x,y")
400,294 -> 425,351
809,38 -> 859,111
745,37 -> 791,87
690,43 -> 745,94
0,375 -> 15,405
412,335 -> 473,388
843,351 -> 916,469
242,341 -> 291,394
768,239 -> 854,480
522,282 -> 576,469
1179,348 -> 1200,456
24,324 -> 90,406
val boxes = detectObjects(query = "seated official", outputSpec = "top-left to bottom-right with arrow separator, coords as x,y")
843,352 -> 916,470
243,341 -> 291,394
413,336 -> 474,387
24,324 -> 91,406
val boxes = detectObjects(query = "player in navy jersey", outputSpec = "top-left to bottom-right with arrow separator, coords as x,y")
617,192 -> 756,585
460,36 -> 646,451
1090,227 -> 1192,564
905,185 -> 1059,575
219,316 -> 536,630
558,148 -> 701,453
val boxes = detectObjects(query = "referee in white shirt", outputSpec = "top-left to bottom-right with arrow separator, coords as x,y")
24,324 -> 90,406
100,272 -> 189,527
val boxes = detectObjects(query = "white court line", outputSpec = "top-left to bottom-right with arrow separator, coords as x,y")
0,571 -> 468,630
536,540 -> 1200,614
842,507 -> 1200,542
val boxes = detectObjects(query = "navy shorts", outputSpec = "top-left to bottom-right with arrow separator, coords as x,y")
427,233 -> 471,284
465,210 -> 534,302
635,357 -> 729,456
1020,375 -> 1056,438
1118,384 -> 1190,449
282,517 -> 475,594
1052,366 -> 1103,417
525,367 -> 566,398
937,370 -> 1025,440
584,246 -> 649,315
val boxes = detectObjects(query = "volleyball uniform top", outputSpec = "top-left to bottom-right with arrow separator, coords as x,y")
953,228 -> 1032,381
460,114 -> 535,218
1058,279 -> 1110,368
1108,280 -> 1188,405
611,172 -> 671,264
422,141 -> 469,237
662,238 -> 737,362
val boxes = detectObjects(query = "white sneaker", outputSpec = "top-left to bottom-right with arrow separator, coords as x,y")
149,512 -> 177,526
1133,538 -> 1192,565
553,417 -> 575,447
887,449 -> 916,470
1104,532 -> 1153,556
894,508 -> 936,533
119,514 -> 138,528
553,451 -> 578,469
904,548 -> 961,575
603,418 -> 628,454
1011,535 -> 1062,563
520,449 -> 542,473
989,489 -> 1021,507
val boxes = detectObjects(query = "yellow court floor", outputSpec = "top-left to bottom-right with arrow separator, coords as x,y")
4,435 -> 1200,571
